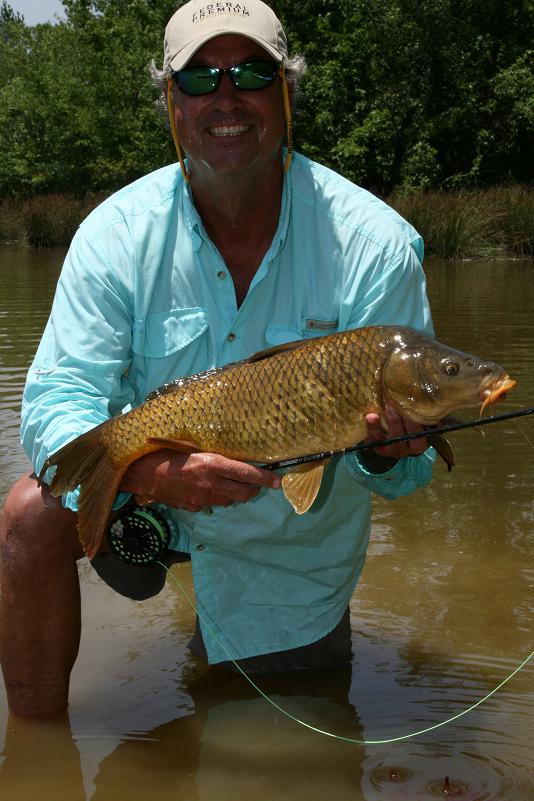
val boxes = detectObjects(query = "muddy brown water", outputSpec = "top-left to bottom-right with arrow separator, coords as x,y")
0,244 -> 533,800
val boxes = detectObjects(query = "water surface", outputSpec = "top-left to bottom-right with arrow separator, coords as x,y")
0,245 -> 533,800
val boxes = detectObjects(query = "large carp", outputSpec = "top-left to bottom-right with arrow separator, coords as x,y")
38,326 -> 516,558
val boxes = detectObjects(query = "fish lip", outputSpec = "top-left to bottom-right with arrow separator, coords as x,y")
479,375 -> 517,414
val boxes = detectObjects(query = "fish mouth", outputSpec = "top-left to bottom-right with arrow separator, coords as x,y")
479,375 -> 517,414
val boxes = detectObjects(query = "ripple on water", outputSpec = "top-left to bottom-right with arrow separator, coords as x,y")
351,598 -> 534,800
363,746 -> 534,800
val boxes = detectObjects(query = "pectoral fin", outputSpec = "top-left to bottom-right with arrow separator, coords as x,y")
428,433 -> 455,472
282,459 -> 328,514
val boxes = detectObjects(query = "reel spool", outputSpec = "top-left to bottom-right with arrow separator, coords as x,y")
107,507 -> 171,566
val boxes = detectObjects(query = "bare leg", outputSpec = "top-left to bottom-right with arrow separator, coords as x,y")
0,474 -> 84,716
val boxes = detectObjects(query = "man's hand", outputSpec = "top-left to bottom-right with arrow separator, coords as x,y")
358,405 -> 432,473
364,405 -> 431,459
121,450 -> 281,513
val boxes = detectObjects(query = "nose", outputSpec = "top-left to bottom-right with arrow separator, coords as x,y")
212,71 -> 242,104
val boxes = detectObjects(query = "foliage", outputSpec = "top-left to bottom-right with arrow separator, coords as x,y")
0,0 -> 532,196
0,0 -> 177,195
274,0 -> 534,192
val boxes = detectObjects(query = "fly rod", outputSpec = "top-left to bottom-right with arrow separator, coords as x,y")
263,405 -> 534,471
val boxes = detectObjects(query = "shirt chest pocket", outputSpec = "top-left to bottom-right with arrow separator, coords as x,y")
131,308 -> 211,396
132,307 -> 209,358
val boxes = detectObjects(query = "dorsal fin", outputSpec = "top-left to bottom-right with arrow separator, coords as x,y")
246,338 -> 310,363
145,368 -> 223,401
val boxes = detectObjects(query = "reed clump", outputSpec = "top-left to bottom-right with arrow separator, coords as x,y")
0,187 -> 532,259
390,186 -> 534,260
0,198 -> 25,243
22,195 -> 83,247
22,194 -> 106,248
492,185 -> 534,258
0,194 -> 105,248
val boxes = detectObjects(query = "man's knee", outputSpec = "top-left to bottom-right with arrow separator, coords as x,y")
0,473 -> 83,561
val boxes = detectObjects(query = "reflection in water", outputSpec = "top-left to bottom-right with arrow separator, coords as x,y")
0,713 -> 85,801
0,250 -> 534,800
92,666 -> 363,801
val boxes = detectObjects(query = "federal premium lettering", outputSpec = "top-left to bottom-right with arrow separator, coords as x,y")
192,4 -> 251,22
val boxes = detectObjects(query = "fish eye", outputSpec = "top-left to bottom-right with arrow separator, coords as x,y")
443,360 -> 460,376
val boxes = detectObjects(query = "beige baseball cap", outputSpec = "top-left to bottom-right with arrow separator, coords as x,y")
164,0 -> 288,73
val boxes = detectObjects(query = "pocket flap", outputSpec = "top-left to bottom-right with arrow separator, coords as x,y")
133,307 -> 209,357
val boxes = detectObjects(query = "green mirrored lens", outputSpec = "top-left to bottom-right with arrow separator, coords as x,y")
177,66 -> 219,95
174,60 -> 278,96
232,61 -> 278,89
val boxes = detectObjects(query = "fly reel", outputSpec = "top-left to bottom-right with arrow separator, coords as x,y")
107,507 -> 171,566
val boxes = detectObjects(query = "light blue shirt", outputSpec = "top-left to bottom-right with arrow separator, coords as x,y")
22,153 -> 435,663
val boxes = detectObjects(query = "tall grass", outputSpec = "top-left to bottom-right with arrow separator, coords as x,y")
493,186 -> 534,258
0,194 -> 105,248
391,192 -> 500,259
390,187 -> 534,260
0,198 -> 25,243
22,195 -> 85,247
0,186 -> 532,259
22,194 -> 106,248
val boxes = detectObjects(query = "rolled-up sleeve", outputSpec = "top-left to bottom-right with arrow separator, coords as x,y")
345,448 -> 435,499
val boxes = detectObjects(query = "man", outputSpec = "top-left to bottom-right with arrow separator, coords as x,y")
0,0 -> 435,717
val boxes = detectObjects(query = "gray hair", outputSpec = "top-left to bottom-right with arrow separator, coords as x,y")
149,54 -> 307,118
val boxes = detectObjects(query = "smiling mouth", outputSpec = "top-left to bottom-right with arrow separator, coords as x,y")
207,124 -> 252,137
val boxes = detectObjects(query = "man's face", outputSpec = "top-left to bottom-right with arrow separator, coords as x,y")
170,34 -> 286,178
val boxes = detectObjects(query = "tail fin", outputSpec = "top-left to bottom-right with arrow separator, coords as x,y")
39,426 -> 124,559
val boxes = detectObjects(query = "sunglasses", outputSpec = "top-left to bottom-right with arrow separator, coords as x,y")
172,59 -> 280,97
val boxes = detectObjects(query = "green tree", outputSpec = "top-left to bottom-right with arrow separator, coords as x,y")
275,0 -> 534,191
0,0 -> 532,196
0,0 -> 177,195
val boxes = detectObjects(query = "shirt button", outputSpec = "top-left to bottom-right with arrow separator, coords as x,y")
196,544 -> 206,551
227,332 -> 236,342
216,270 -> 227,280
